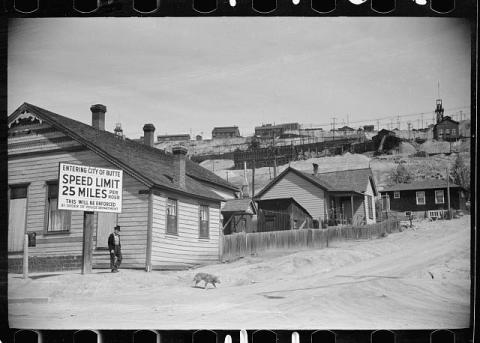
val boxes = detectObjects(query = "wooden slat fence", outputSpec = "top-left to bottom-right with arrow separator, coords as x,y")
221,219 -> 399,261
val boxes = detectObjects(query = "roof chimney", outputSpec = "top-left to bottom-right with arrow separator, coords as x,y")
143,123 -> 155,147
313,163 -> 319,176
91,104 -> 106,131
172,145 -> 188,189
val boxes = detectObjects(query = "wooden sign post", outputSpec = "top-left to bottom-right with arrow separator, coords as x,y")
82,211 -> 94,274
58,163 -> 123,275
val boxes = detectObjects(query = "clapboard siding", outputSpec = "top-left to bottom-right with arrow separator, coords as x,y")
258,171 -> 326,220
151,193 -> 221,267
8,134 -> 148,268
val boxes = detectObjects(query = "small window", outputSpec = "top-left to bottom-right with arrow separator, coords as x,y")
435,190 -> 445,204
452,129 -> 456,136
199,205 -> 209,238
416,191 -> 426,205
445,128 -> 450,134
393,191 -> 400,199
46,182 -> 71,232
166,199 -> 178,234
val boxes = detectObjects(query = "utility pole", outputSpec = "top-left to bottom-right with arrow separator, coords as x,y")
377,119 -> 380,132
446,167 -> 451,219
407,122 -> 412,141
421,113 -> 424,129
251,158 -> 255,198
331,117 -> 336,141
397,115 -> 401,130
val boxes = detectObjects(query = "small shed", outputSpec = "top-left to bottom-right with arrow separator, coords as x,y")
222,198 -> 257,234
256,198 -> 314,232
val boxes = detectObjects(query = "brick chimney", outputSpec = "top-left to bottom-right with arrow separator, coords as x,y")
313,163 -> 319,176
143,123 -> 155,147
91,104 -> 107,131
172,145 -> 188,189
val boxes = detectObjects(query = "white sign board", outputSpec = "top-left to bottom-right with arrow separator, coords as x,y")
58,163 -> 123,213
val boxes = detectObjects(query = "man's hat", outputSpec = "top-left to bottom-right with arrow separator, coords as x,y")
114,225 -> 121,231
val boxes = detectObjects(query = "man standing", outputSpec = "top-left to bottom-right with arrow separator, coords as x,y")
108,225 -> 122,273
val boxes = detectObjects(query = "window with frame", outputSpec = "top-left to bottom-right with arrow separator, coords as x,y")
46,182 -> 71,232
452,129 -> 456,136
439,128 -> 443,136
393,191 -> 400,199
199,205 -> 209,238
166,198 -> 178,234
367,195 -> 373,220
416,191 -> 426,205
445,128 -> 450,135
435,190 -> 445,204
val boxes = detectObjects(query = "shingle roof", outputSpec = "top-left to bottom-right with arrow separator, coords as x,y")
381,179 -> 461,192
9,103 -> 238,201
309,168 -> 377,195
255,166 -> 375,199
221,198 -> 256,214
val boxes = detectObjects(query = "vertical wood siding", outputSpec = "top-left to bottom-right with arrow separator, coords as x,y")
258,171 -> 326,220
151,193 -> 221,268
8,128 -> 148,268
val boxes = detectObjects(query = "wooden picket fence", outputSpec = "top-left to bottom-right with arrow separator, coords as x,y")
221,219 -> 400,261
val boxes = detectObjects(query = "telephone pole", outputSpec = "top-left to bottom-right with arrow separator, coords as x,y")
331,117 -> 336,141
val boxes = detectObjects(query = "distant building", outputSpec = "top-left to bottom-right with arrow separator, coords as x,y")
212,126 -> 241,139
196,135 -> 203,141
363,125 -> 375,132
337,126 -> 355,132
255,123 -> 300,138
434,116 -> 459,141
157,134 -> 191,142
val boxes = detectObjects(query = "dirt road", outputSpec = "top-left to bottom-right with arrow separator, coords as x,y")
9,216 -> 471,330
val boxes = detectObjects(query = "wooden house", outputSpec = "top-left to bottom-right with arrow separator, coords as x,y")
254,165 -> 377,229
380,179 -> 466,218
211,126 -> 241,139
7,103 -> 239,273
221,198 -> 257,234
433,116 -> 459,141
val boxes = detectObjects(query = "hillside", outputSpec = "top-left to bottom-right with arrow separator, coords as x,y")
200,150 -> 470,194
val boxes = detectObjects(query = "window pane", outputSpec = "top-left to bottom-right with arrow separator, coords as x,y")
10,185 -> 28,199
167,199 -> 177,234
48,198 -> 71,232
48,183 -> 59,198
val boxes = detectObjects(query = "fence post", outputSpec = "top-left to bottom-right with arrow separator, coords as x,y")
23,234 -> 28,279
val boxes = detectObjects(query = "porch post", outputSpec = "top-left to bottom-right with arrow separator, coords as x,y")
350,195 -> 354,225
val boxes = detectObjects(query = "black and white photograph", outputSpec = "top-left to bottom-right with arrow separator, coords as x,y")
6,16 -> 472,331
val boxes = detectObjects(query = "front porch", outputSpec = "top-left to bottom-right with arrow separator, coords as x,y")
327,192 -> 365,226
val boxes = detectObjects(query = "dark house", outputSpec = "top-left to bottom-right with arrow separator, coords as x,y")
222,198 -> 257,234
363,125 -> 375,132
380,179 -> 466,218
256,198 -> 313,232
337,126 -> 355,133
212,126 -> 241,139
433,116 -> 459,141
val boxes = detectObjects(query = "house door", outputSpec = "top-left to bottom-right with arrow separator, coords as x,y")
96,212 -> 117,248
8,185 -> 28,252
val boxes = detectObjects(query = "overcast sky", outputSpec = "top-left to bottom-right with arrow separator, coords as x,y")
8,17 -> 471,138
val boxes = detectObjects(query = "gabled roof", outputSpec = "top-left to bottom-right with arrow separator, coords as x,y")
256,197 -> 313,217
254,167 -> 334,198
381,179 -> 461,192
337,126 -> 355,131
435,116 -> 459,125
221,198 -> 256,214
310,168 -> 378,196
8,103 -> 239,201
